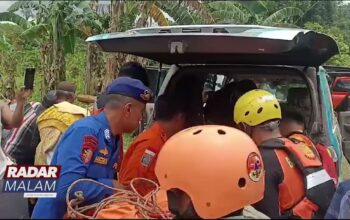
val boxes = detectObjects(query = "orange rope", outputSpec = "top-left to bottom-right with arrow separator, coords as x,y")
66,178 -> 172,219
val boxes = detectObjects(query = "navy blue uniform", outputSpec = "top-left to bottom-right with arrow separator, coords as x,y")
32,112 -> 121,219
32,77 -> 152,219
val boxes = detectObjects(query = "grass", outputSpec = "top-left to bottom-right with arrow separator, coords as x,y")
123,134 -> 134,152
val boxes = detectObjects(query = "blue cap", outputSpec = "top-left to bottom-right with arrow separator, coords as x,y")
106,77 -> 153,103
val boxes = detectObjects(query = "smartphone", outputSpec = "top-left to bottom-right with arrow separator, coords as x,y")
24,68 -> 35,89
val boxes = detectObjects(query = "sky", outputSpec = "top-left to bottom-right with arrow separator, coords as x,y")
0,1 -> 14,12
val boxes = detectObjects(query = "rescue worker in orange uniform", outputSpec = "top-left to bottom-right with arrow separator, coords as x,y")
89,125 -> 268,219
280,106 -> 338,185
234,89 -> 335,219
118,94 -> 188,195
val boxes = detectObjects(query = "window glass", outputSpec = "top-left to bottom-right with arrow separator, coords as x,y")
334,80 -> 350,92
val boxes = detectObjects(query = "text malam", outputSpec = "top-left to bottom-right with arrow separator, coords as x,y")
3,165 -> 61,198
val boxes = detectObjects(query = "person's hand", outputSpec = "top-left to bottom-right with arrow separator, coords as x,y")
16,88 -> 33,103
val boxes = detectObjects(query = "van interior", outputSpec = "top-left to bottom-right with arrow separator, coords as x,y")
161,65 -> 313,133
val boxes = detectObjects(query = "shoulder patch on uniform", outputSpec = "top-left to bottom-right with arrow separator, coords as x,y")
141,149 -> 156,167
81,136 -> 98,164
247,152 -> 263,182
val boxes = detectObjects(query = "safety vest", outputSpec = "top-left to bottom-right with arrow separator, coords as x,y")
288,132 -> 339,186
261,138 -> 335,219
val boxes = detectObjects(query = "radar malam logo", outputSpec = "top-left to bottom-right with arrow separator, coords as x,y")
3,165 -> 61,198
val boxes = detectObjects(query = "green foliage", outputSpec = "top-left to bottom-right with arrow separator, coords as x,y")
20,24 -> 48,40
207,1 -> 250,24
304,22 -> 350,67
0,23 -> 24,49
157,0 -> 210,25
262,7 -> 304,26
1,0 -> 350,102
301,1 -> 337,26
123,134 -> 134,151
334,2 -> 350,47
207,1 -> 306,26
0,12 -> 29,29
65,51 -> 86,96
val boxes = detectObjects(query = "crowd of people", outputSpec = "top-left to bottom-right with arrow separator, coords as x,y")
0,61 -> 349,219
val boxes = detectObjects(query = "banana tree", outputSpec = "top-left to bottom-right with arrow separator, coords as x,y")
2,1 -> 96,96
64,0 -> 111,95
0,21 -> 30,99
84,0 -> 107,95
156,0 -> 215,25
101,0 -> 172,91
0,35 -> 17,100
206,0 -> 309,27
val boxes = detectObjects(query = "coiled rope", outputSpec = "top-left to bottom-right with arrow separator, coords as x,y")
66,178 -> 172,219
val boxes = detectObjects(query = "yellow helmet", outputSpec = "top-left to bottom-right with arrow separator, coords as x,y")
234,89 -> 281,126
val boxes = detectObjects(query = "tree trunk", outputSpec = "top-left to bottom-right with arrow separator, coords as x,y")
41,42 -> 55,97
86,0 -> 106,95
86,43 -> 105,95
51,15 -> 66,88
102,0 -> 125,91
57,44 -> 65,82
126,1 -> 155,68
136,1 -> 153,28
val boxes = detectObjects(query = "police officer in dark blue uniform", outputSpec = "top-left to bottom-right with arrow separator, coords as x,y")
32,77 -> 152,219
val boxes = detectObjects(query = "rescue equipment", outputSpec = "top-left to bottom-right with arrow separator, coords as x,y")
66,178 -> 172,219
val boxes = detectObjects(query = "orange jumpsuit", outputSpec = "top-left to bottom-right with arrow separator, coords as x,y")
119,122 -> 167,196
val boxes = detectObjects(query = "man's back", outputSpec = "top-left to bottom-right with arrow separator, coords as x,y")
35,101 -> 88,165
257,137 -> 334,219
254,138 -> 304,218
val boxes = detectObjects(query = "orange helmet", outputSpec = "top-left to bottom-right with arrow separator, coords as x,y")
155,125 -> 265,219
